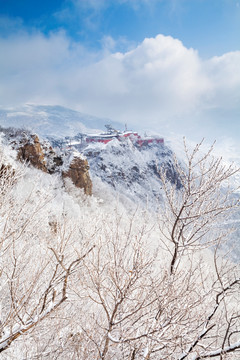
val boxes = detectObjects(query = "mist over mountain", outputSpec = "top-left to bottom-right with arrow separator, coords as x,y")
0,104 -> 122,139
1,103 -> 240,168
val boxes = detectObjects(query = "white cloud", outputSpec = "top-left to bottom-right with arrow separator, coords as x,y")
0,30 -> 98,106
205,51 -> 240,109
71,35 -> 211,128
0,30 -> 239,142
0,16 -> 24,35
100,35 -> 116,52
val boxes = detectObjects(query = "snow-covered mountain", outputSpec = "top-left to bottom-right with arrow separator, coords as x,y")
67,135 -> 240,262
82,139 -> 177,209
0,105 -> 239,259
1,103 -> 240,169
0,104 -> 122,139
0,103 -> 239,206
0,104 -> 173,207
0,106 -> 240,359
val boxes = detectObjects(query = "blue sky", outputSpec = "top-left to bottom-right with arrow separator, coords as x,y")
1,0 -> 239,56
0,0 -> 240,144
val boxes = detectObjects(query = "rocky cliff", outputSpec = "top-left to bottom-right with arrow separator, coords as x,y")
62,156 -> 92,196
17,134 -> 47,172
1,129 -> 92,195
80,138 -> 180,208
1,127 -> 179,203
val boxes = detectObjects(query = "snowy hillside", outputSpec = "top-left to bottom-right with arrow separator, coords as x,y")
1,103 -> 240,173
0,104 -> 122,139
73,136 -> 239,261
82,139 -> 177,209
0,126 -> 239,359
0,109 -> 240,359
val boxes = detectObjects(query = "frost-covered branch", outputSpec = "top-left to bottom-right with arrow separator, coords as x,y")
192,340 -> 240,359
0,244 -> 94,353
159,138 -> 240,273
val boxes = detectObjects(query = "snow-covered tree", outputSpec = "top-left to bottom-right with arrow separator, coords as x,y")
0,145 -> 94,356
0,139 -> 239,359
158,139 -> 240,274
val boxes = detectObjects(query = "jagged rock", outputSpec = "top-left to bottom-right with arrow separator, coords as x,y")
148,160 -> 182,189
82,141 -> 181,207
53,156 -> 63,167
17,134 -> 47,172
62,156 -> 92,196
1,128 -> 93,196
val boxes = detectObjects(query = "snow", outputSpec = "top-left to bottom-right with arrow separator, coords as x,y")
0,104 -> 239,359
190,340 -> 240,359
0,305 -> 56,351
107,332 -> 120,343
83,139 -> 172,210
143,346 -> 149,358
0,104 -> 121,139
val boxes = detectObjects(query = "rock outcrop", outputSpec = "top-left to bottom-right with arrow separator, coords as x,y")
17,134 -> 47,172
82,140 -> 180,207
2,129 -> 92,196
63,156 -> 92,196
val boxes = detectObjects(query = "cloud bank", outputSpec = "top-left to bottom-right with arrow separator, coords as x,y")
0,28 -> 239,141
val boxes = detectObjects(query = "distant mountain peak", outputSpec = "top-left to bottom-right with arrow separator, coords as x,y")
0,104 -> 122,139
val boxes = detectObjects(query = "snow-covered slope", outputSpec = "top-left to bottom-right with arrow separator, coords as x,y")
0,105 -> 239,261
1,104 -> 240,173
0,104 -> 122,139
82,139 -> 178,210
0,108 -> 240,359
